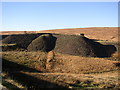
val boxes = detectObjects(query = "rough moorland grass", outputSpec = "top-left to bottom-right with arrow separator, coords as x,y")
48,52 -> 119,74
2,51 -> 47,72
2,51 -> 119,89
2,51 -> 119,74
22,71 -> 119,89
2,72 -> 26,90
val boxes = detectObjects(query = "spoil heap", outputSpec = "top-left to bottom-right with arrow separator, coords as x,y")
2,33 -> 116,57
2,34 -> 41,49
54,34 -> 116,57
27,34 -> 56,52
54,34 -> 98,57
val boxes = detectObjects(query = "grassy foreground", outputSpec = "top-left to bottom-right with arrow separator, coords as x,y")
1,51 -> 120,89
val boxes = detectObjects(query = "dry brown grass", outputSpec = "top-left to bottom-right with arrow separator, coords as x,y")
2,51 -> 119,74
21,70 -> 119,89
49,52 -> 119,74
38,27 -> 118,42
0,31 -> 37,35
2,51 -> 47,71
1,27 -> 118,42
112,52 -> 120,58
2,51 -> 119,89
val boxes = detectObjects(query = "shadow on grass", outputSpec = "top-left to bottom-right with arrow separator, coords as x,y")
0,35 -> 8,40
2,58 -> 70,89
2,58 -> 41,72
114,63 -> 120,67
88,39 -> 117,58
2,80 -> 22,90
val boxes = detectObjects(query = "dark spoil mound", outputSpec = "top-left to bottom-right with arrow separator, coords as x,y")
1,45 -> 22,51
54,34 -> 116,57
0,35 -> 8,40
2,33 -> 116,57
2,33 -> 43,49
27,34 -> 57,52
54,35 -> 96,57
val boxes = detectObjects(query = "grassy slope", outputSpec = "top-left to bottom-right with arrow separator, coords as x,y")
1,51 -> 120,89
2,51 -> 119,74
2,51 -> 47,72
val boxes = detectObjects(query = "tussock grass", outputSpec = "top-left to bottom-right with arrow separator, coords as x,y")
2,51 -> 47,72
2,51 -> 119,89
2,51 -> 119,74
